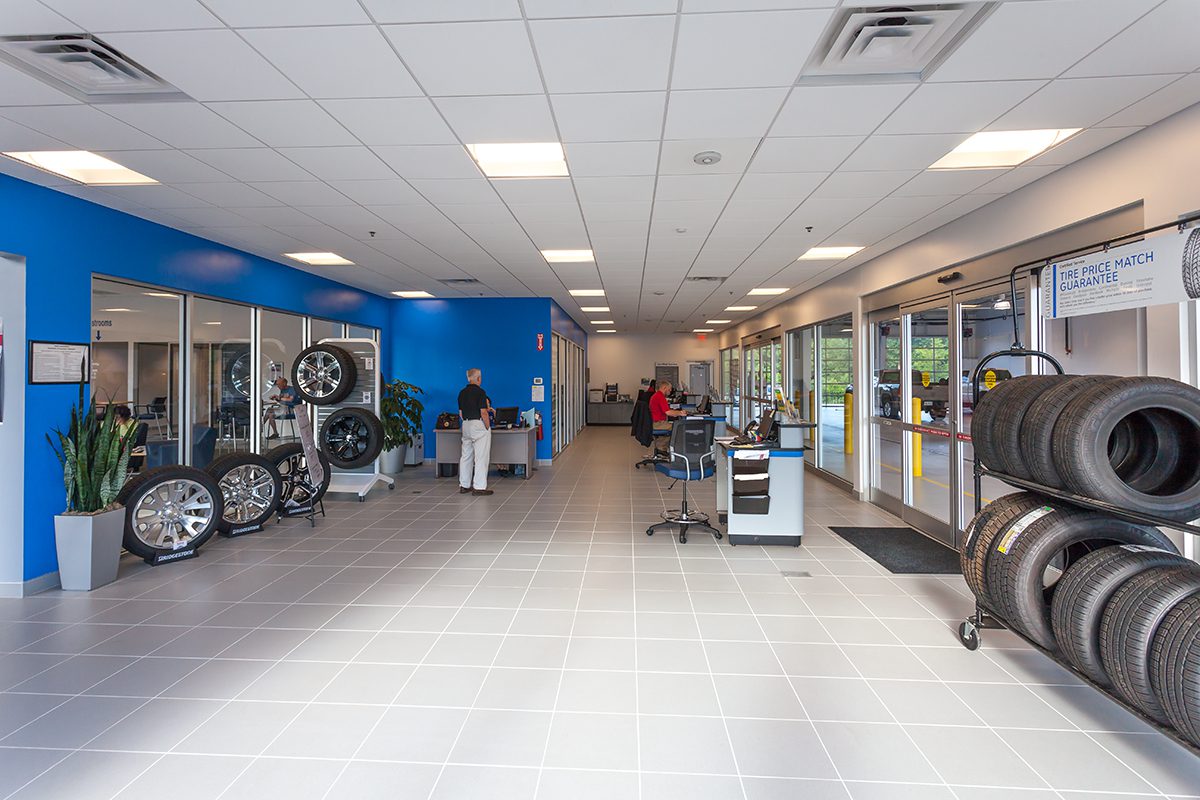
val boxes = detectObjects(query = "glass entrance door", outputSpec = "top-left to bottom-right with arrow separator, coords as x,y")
868,311 -> 903,512
904,302 -> 954,542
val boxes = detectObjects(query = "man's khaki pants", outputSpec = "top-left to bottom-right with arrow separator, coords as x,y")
460,419 -> 492,490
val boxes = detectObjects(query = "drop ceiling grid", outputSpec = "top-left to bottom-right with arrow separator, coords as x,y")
0,0 -> 1193,330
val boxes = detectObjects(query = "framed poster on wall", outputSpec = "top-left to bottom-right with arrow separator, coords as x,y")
28,341 -> 89,385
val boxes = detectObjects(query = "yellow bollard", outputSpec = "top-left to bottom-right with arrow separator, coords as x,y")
807,390 -> 815,441
911,397 -> 923,477
844,391 -> 853,454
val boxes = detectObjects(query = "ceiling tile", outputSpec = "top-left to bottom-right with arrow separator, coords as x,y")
772,84 -> 913,137
748,136 -> 863,173
566,141 -> 660,177
240,26 -> 421,99
971,164 -> 1062,196
932,0 -> 1158,82
276,146 -> 395,181
733,171 -> 824,200
0,0 -> 74,34
103,184 -> 211,209
434,95 -> 558,143
673,9 -> 831,90
573,176 -> 655,204
326,179 -> 425,206
0,61 -> 77,106
1100,73 -> 1200,128
225,206 -> 319,227
374,145 -> 482,180
178,182 -> 282,208
249,181 -> 354,206
530,15 -> 675,93
1026,126 -> 1143,166
91,149 -> 234,183
665,88 -> 788,139
0,105 -> 167,150
40,0 -> 221,30
655,173 -> 741,202
551,92 -> 666,142
101,102 -> 261,149
360,0 -> 520,23
382,21 -> 542,96
439,203 -> 515,225
0,115 -> 68,151
1066,0 -> 1200,78
890,169 -> 999,197
580,201 -> 653,223
319,98 -> 457,146
991,75 -> 1179,130
167,206 -> 256,228
408,178 -> 497,204
658,138 -> 760,175
877,81 -> 1045,135
491,177 -> 576,205
205,0 -> 370,26
208,100 -> 357,148
524,0 -> 676,16
811,170 -> 918,199
102,30 -> 304,102
840,133 -> 967,171
186,148 -> 314,182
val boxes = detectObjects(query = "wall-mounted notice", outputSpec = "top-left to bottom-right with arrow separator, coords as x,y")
29,341 -> 89,385
1041,228 -> 1200,319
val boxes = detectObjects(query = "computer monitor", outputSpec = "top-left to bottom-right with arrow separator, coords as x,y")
494,406 -> 519,428
694,394 -> 711,415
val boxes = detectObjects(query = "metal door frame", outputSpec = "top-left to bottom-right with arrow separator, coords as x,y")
866,307 -> 904,518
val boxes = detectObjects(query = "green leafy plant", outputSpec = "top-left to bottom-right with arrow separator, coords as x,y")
381,378 -> 424,449
47,380 -> 135,515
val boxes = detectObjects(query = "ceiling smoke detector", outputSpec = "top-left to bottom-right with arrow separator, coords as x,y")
799,3 -> 994,83
693,150 -> 722,166
0,34 -> 188,102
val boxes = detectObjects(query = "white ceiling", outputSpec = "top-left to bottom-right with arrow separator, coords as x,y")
2,0 -> 1199,333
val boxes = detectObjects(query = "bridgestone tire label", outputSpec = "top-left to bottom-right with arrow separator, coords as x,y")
996,506 -> 1055,555
1120,544 -> 1167,554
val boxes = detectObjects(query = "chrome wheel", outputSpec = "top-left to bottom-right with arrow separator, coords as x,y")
296,350 -> 344,400
130,478 -> 216,550
218,464 -> 277,524
230,352 -> 279,398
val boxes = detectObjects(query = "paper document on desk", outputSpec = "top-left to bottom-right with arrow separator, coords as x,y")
732,450 -> 769,460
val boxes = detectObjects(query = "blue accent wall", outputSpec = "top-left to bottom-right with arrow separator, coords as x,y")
1,173 -> 391,583
389,298 -> 553,462
550,300 -> 587,348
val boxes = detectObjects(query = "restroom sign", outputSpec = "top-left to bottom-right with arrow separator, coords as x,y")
536,333 -> 544,351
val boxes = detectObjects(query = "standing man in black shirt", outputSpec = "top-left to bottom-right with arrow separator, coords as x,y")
457,368 -> 494,495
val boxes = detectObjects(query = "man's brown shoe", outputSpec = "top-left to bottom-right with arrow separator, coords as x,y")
472,489 -> 494,496
459,486 -> 472,493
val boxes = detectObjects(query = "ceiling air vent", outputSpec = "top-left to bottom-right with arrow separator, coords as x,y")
685,276 -> 726,284
0,34 -> 188,103
438,278 -> 481,286
799,3 -> 994,83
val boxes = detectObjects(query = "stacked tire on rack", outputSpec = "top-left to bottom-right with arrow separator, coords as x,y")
962,372 -> 1200,746
295,343 -> 386,470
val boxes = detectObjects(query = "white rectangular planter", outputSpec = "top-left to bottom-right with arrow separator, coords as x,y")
53,507 -> 124,591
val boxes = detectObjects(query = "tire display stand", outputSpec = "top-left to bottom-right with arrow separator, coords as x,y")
314,338 -> 394,502
958,338 -> 1200,756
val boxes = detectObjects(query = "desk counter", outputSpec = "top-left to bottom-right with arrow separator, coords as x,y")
435,426 -> 537,479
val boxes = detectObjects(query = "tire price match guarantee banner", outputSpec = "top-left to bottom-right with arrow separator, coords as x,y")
1041,228 -> 1200,319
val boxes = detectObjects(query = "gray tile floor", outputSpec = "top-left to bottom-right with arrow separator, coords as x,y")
2,426 -> 1199,799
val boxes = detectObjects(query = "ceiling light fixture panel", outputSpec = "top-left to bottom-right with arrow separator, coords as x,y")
930,129 -> 1082,170
725,305 -> 758,312
466,142 -> 569,178
3,150 -> 157,185
596,329 -> 616,333
579,306 -> 609,312
707,319 -> 732,324
541,249 -> 593,263
393,290 -> 434,298
284,252 -> 354,266
570,289 -> 605,297
798,246 -> 864,261
748,287 -> 788,296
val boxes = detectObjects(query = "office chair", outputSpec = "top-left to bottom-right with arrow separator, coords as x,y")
136,396 -> 168,438
648,418 -> 722,544
126,422 -> 149,474
192,425 -> 218,470
631,388 -> 670,470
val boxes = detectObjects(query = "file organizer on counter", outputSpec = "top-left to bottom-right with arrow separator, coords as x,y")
719,421 -> 812,546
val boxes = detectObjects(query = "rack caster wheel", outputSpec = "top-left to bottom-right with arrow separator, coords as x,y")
646,528 -> 654,536
679,534 -> 687,544
958,620 -> 979,651
715,533 -> 723,540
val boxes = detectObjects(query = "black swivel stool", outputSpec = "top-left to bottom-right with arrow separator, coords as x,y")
648,418 -> 722,544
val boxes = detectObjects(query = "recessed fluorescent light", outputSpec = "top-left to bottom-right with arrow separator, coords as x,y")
596,329 -> 616,333
579,306 -> 609,312
707,319 -> 732,324
748,287 -> 788,296
203,321 -> 222,325
102,307 -> 134,312
392,290 -> 434,299
590,320 -> 614,325
466,142 -> 569,178
1,150 -> 157,185
142,291 -> 177,298
725,305 -> 757,312
541,249 -> 593,263
930,129 -> 1081,170
570,289 -> 605,297
283,252 -> 353,266
798,246 -> 864,261
693,328 -> 714,333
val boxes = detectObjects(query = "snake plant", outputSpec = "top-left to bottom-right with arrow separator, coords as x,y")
47,379 -> 135,514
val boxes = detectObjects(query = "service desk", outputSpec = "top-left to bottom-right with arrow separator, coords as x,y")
587,401 -> 634,425
717,422 -> 813,546
435,426 -> 537,479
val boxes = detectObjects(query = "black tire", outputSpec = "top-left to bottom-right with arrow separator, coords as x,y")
1149,593 -> 1200,747
207,453 -> 283,533
1053,376 -> 1200,520
116,465 -> 223,560
1099,564 -> 1200,723
1050,544 -> 1187,687
319,407 -> 385,469
266,443 -> 332,510
1183,227 -> 1200,300
970,376 -> 1034,474
961,492 -> 1050,610
984,503 -> 1174,651
1019,375 -> 1112,489
292,344 -> 357,406
988,375 -> 1068,480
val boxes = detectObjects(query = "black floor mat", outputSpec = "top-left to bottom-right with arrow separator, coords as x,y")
829,526 -> 960,574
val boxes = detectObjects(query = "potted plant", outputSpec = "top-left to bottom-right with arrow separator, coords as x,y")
380,378 -> 424,474
47,380 -> 135,591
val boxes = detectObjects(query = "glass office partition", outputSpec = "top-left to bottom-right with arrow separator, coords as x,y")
192,298 -> 253,466
310,318 -> 344,344
347,324 -> 376,341
259,310 -> 304,451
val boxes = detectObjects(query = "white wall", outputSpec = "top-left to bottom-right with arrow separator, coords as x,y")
587,333 -> 719,394
0,254 -> 26,596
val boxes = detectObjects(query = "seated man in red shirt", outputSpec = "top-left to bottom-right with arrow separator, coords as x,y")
649,380 -> 686,457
